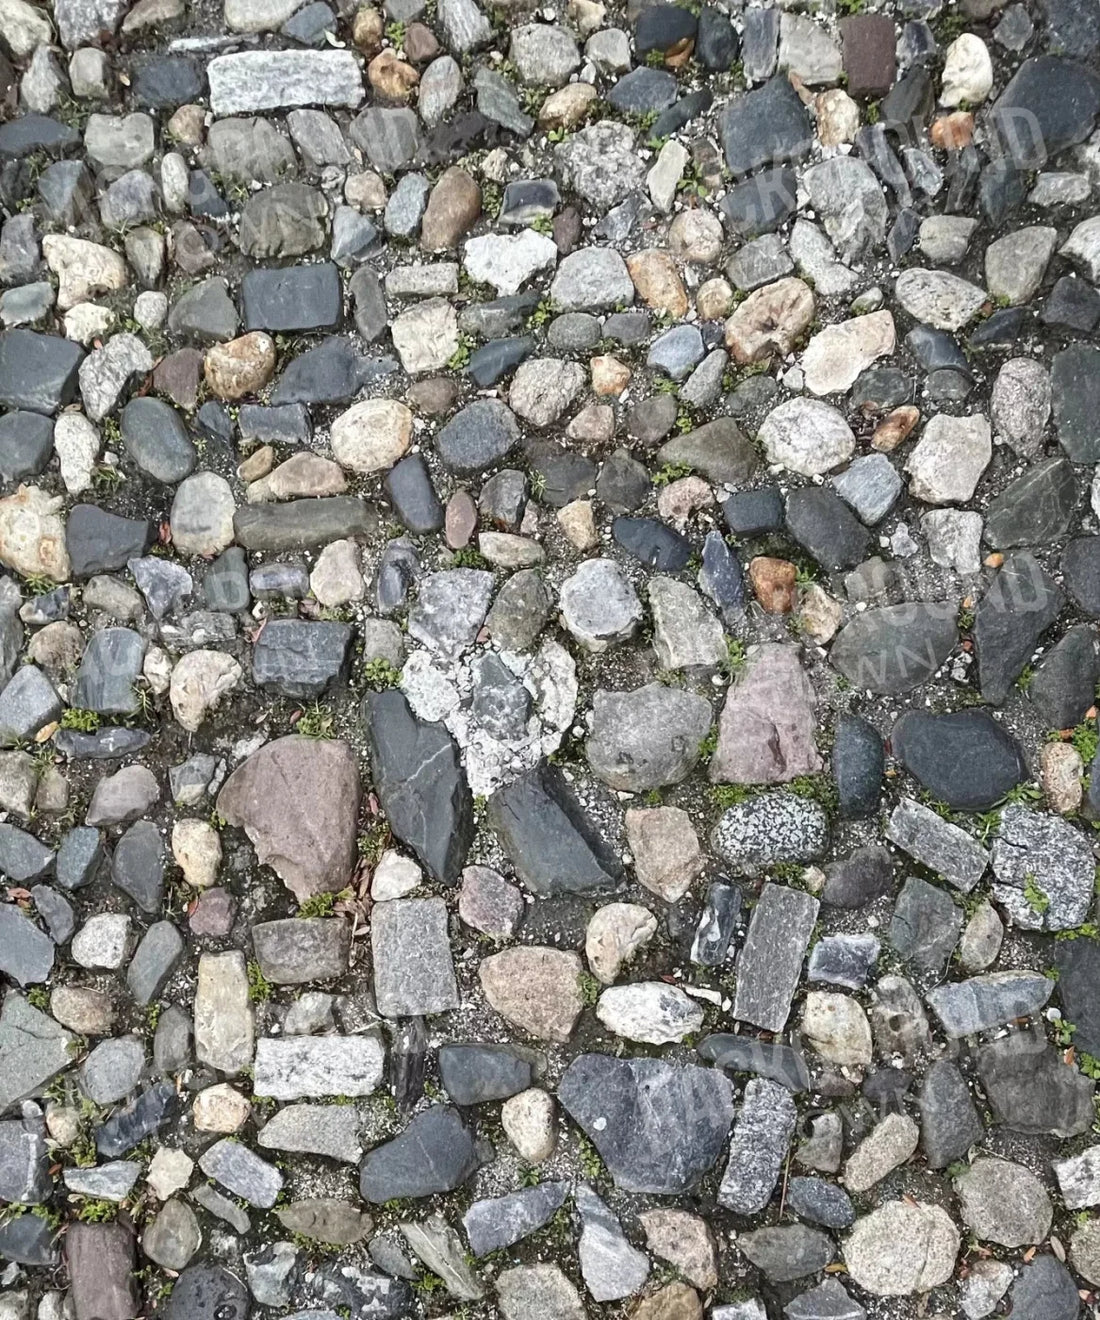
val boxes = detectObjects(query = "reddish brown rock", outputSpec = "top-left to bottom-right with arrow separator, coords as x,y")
66,1223 -> 139,1320
217,735 -> 361,902
749,556 -> 798,613
368,48 -> 420,101
872,405 -> 921,452
404,21 -> 439,61
840,15 -> 897,98
445,488 -> 477,548
154,348 -> 203,411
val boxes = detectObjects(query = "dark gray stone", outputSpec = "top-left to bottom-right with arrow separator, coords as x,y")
733,883 -> 819,1031
119,396 -> 196,484
0,904 -> 54,986
486,761 -> 621,896
0,411 -> 53,480
974,551 -> 1063,704
698,1034 -> 810,1091
72,628 -> 145,716
385,454 -> 444,534
95,1080 -> 179,1156
821,845 -> 894,908
0,824 -> 54,882
241,263 -> 343,333
1007,1254 -> 1081,1320
364,690 -> 474,885
990,55 -> 1100,168
463,1182 -> 569,1257
786,1178 -> 854,1230
984,456 -> 1078,549
830,602 -> 958,694
66,505 -> 155,578
167,1264 -> 250,1320
720,75 -> 813,176
435,399 -> 519,475
786,488 -> 871,571
234,498 -> 376,551
438,1044 -> 536,1105
127,922 -> 184,1006
831,715 -> 883,819
977,1028 -> 1094,1136
359,1106 -> 479,1202
253,620 -> 353,698
253,918 -> 350,984
111,819 -> 165,914
0,329 -> 83,414
890,708 -> 1026,810
558,1053 -> 734,1194
890,876 -> 961,976
1030,624 -> 1100,729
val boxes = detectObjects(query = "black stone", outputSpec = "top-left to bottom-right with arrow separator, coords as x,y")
720,76 -> 813,176
272,337 -> 393,406
607,67 -> 679,113
1042,275 -> 1100,332
596,448 -> 650,514
945,144 -> 981,213
96,1081 -> 179,1157
132,56 -> 204,108
466,335 -> 533,387
635,3 -> 697,52
832,715 -> 883,820
719,167 -> 798,237
822,845 -> 894,908
120,396 -> 196,484
984,456 -> 1078,549
652,88 -> 714,139
890,708 -> 1027,810
0,330 -> 83,414
975,1027 -> 1095,1136
359,1106 -> 479,1202
723,487 -> 784,535
1053,344 -> 1100,465
385,454 -> 444,534
697,6 -> 739,68
167,1264 -> 250,1320
111,819 -> 165,913
785,488 -> 871,571
697,1034 -> 809,1090
786,1177 -> 854,1229
54,728 -> 151,760
887,207 -> 920,262
253,620 -> 353,698
1056,937 -> 1100,1057
65,501 -> 156,580
990,55 -> 1100,168
973,551 -> 1063,704
905,326 -> 968,375
234,498 -> 376,551
919,1059 -> 983,1169
979,158 -> 1027,227
364,690 -> 474,885
486,761 -> 621,897
558,1053 -> 733,1194
890,875 -> 961,975
699,530 -> 744,620
969,306 -> 1027,349
1030,624 -> 1100,729
612,516 -> 691,571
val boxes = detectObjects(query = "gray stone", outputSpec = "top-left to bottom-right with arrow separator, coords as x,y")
718,1078 -> 796,1214
991,804 -> 1095,930
927,971 -> 1054,1037
199,1138 -> 283,1208
890,876 -> 962,976
359,1105 -> 480,1202
253,919 -> 350,984
713,792 -> 829,873
0,994 -> 75,1111
0,904 -> 53,987
733,883 -> 819,1031
885,797 -> 988,892
371,897 -> 458,1017
464,1182 -> 569,1257
575,1184 -> 650,1301
558,1053 -> 734,1194
253,620 -> 353,698
258,1104 -> 363,1163
586,683 -> 711,792
208,50 -> 363,115
254,1035 -> 385,1100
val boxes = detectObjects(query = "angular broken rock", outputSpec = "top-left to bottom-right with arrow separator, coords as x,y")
359,1105 -> 480,1203
558,1053 -> 734,1194
709,643 -> 820,784
372,897 -> 460,1018
363,690 -> 474,885
843,1200 -> 959,1296
217,736 -> 360,902
885,796 -> 988,892
479,946 -> 583,1043
733,883 -> 819,1031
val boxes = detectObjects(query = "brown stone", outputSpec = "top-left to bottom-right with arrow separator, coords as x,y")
204,331 -> 276,401
445,488 -> 477,549
188,887 -> 237,937
352,4 -> 383,54
872,404 -> 920,452
554,206 -> 582,254
248,452 -> 346,502
631,1283 -> 702,1320
1041,741 -> 1083,814
404,21 -> 439,61
408,376 -> 459,415
479,946 -> 584,1043
420,166 -> 481,251
710,642 -> 821,785
626,248 -> 688,318
725,277 -> 815,364
153,348 -> 203,411
696,277 -> 732,320
167,103 -> 205,146
625,806 -> 705,903
840,15 -> 897,98
368,48 -> 420,101
639,1210 -> 718,1291
66,1223 -> 139,1320
216,735 -> 362,902
749,556 -> 797,613
931,111 -> 975,150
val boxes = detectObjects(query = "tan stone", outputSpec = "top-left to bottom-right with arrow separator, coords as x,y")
238,445 -> 273,482
591,354 -> 631,395
331,398 -> 413,473
352,4 -> 383,53
630,1283 -> 702,1320
345,170 -> 387,211
170,650 -> 242,733
368,48 -> 419,100
167,104 -> 206,146
657,475 -> 712,525
815,87 -> 859,145
172,818 -> 222,888
0,485 -> 70,582
696,277 -> 732,320
1042,740 -> 1083,813
931,111 -> 974,149
749,556 -> 797,613
479,946 -> 584,1043
872,405 -> 920,452
203,332 -> 276,401
501,1088 -> 557,1163
42,235 -> 127,311
668,209 -> 723,264
639,1209 -> 718,1291
798,583 -> 844,644
566,404 -> 614,443
557,499 -> 599,551
248,452 -> 347,502
625,806 -> 705,902
801,311 -> 895,396
802,991 -> 872,1069
193,1083 -> 251,1133
724,277 -> 815,364
538,81 -> 597,130
420,166 -> 480,250
586,902 -> 658,984
626,249 -> 688,318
